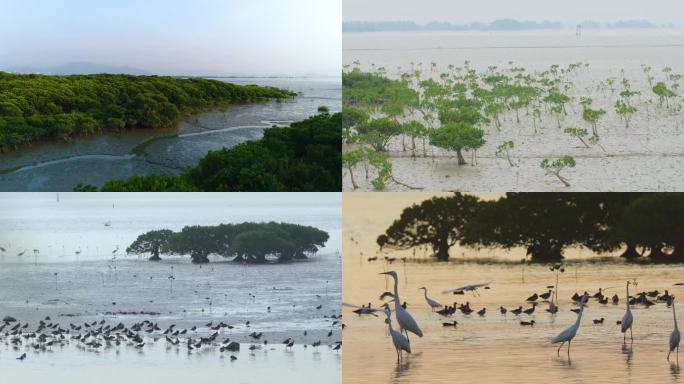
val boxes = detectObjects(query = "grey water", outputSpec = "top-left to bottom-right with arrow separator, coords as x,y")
0,193 -> 342,384
0,76 -> 341,191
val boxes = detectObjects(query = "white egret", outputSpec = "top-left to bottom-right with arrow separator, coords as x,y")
621,281 -> 634,342
669,297 -> 680,362
419,287 -> 442,311
441,282 -> 491,296
551,294 -> 588,356
380,271 -> 423,342
381,304 -> 411,362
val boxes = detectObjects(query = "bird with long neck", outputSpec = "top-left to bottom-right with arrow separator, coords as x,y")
669,297 -> 680,362
419,287 -> 442,311
380,271 -> 423,343
381,303 -> 411,362
621,281 -> 634,342
551,294 -> 588,356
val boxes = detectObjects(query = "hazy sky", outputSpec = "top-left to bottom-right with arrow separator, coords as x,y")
0,192 -> 341,261
0,0 -> 341,76
344,0 -> 684,24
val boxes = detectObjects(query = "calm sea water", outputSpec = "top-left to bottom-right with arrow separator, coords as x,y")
0,193 -> 342,384
0,76 -> 341,191
343,192 -> 684,384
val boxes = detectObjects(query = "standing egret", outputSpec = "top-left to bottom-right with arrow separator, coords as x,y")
381,304 -> 411,362
669,297 -> 680,362
380,271 -> 423,342
419,287 -> 442,311
551,294 -> 588,356
621,281 -> 634,342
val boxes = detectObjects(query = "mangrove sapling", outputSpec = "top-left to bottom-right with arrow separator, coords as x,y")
429,122 -> 486,165
564,128 -> 592,148
401,121 -> 428,158
342,149 -> 364,189
615,100 -> 637,128
653,82 -> 677,108
355,118 -> 403,152
581,104 -> 606,137
495,141 -> 516,166
540,155 -> 576,187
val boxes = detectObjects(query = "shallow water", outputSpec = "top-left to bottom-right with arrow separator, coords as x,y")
342,192 -> 684,383
0,193 -> 342,383
343,30 -> 684,192
343,258 -> 684,384
0,77 -> 341,191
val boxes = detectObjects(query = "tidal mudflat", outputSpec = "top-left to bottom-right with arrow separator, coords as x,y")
343,30 -> 684,191
0,193 -> 342,384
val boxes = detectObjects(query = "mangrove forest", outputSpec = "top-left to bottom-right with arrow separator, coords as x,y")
0,72 -> 295,151
127,222 -> 329,264
378,192 -> 684,263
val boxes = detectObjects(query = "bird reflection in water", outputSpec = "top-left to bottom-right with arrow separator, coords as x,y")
621,342 -> 633,372
670,362 -> 681,379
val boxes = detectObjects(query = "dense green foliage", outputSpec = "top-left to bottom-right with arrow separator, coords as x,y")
379,192 -> 684,263
126,229 -> 174,261
128,222 -> 329,264
0,72 -> 295,151
377,193 -> 481,261
81,113 -> 340,192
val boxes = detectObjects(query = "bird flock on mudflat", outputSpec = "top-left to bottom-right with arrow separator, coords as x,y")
1,310 -> 342,362
345,271 -> 680,363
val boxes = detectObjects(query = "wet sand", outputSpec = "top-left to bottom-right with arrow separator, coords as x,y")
343,30 -> 684,191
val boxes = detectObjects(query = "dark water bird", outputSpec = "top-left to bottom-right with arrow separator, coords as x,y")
379,291 -> 394,300
499,306 -> 507,315
477,308 -> 486,317
442,321 -> 458,327
612,294 -> 619,305
539,290 -> 553,300
523,303 -> 537,315
230,355 -> 237,361
593,288 -> 604,300
526,293 -> 538,302
17,353 -> 26,360
511,306 -> 523,315
598,296 -> 609,305
593,318 -> 605,324
520,320 -> 535,326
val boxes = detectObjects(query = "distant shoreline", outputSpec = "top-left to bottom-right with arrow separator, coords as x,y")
343,19 -> 677,33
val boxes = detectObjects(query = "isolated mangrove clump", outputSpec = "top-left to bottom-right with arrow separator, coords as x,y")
127,222 -> 329,264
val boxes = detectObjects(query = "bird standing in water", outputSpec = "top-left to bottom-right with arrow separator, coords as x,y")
380,271 -> 423,343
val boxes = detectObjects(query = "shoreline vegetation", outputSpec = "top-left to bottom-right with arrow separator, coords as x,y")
0,72 -> 296,152
343,18 -> 673,33
74,112 -> 342,191
376,192 -> 684,264
127,222 -> 329,264
342,61 -> 682,190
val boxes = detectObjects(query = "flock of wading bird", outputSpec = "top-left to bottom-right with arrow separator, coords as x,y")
0,312 -> 342,362
344,271 -> 681,363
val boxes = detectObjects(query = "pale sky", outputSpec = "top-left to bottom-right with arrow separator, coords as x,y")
344,0 -> 684,24
0,0 -> 341,76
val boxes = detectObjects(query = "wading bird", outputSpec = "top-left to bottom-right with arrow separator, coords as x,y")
552,294 -> 588,356
419,287 -> 442,311
621,281 -> 634,342
669,297 -> 680,362
442,282 -> 491,297
380,271 -> 423,342
382,304 -> 410,362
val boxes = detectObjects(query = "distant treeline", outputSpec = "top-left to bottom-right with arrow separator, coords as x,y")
74,112 -> 342,192
127,222 -> 329,264
343,19 -> 664,33
0,72 -> 295,151
378,193 -> 684,263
